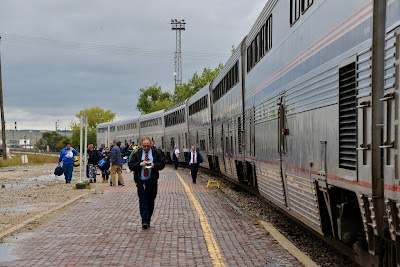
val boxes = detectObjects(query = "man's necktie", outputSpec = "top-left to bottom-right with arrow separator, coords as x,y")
144,152 -> 149,177
192,152 -> 195,164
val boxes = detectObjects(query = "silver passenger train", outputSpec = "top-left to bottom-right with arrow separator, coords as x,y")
97,0 -> 400,265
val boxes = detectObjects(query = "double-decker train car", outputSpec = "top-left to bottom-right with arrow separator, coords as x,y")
114,118 -> 140,147
242,0 -> 399,265
163,100 -> 189,163
138,110 -> 164,150
96,121 -> 119,148
96,119 -> 139,148
187,84 -> 213,169
211,45 -> 243,182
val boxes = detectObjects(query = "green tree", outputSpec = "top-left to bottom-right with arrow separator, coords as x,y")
70,106 -> 116,148
36,131 -> 69,152
173,63 -> 223,103
136,84 -> 173,114
231,45 -> 237,54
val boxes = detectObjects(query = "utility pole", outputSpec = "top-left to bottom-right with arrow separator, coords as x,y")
0,37 -> 7,160
171,19 -> 186,89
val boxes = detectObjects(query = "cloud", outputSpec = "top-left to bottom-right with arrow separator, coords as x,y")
0,0 -> 267,130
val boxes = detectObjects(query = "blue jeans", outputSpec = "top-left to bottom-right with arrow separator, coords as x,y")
136,179 -> 158,224
62,163 -> 74,182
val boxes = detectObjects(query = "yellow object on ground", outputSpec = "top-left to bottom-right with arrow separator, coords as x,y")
206,180 -> 220,189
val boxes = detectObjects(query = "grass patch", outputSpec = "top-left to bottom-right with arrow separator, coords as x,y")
0,153 -> 58,167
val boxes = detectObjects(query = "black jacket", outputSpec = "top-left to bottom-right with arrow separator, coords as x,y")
100,151 -> 110,170
88,149 -> 101,165
128,147 -> 165,183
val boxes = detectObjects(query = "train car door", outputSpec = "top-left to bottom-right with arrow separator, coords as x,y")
278,96 -> 289,208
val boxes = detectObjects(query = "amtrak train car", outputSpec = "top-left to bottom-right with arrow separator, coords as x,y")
96,121 -> 119,148
187,84 -> 213,169
163,100 -> 189,163
138,110 -> 164,149
211,44 -> 243,182
114,118 -> 140,147
243,0 -> 399,265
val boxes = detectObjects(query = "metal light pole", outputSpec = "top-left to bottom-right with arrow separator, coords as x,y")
171,19 -> 186,89
0,37 -> 7,160
77,115 -> 88,188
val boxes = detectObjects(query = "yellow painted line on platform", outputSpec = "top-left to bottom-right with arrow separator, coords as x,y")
176,172 -> 226,267
0,192 -> 89,241
258,220 -> 318,267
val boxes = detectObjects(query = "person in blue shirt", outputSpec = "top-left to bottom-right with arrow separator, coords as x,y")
128,136 -> 165,229
58,142 -> 78,184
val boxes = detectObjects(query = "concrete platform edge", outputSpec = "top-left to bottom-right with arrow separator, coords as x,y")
0,191 -> 89,241
258,220 -> 319,267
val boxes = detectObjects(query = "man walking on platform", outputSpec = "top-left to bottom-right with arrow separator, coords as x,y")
128,136 -> 165,229
58,142 -> 78,184
186,145 -> 203,184
110,140 -> 125,186
172,145 -> 180,169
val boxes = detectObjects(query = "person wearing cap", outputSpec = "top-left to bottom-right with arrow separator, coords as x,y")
57,142 -> 78,184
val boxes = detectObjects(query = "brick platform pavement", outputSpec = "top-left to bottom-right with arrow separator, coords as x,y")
0,167 -> 303,267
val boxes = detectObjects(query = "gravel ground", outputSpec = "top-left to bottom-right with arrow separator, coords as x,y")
202,173 -> 360,267
0,163 -> 112,238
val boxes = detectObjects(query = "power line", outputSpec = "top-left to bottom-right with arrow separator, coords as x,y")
0,32 -> 230,60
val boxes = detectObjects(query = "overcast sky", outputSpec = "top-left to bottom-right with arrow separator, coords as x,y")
0,0 -> 267,130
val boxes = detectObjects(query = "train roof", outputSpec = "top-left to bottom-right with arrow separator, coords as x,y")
246,0 -> 276,43
139,110 -> 164,121
164,100 -> 187,114
188,84 -> 210,104
97,118 -> 139,128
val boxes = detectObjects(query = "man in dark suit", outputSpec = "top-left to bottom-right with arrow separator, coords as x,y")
186,145 -> 203,184
128,136 -> 165,229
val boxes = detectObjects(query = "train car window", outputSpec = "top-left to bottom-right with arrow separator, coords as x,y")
247,48 -> 251,72
290,0 -> 301,25
247,15 -> 272,73
252,40 -> 256,68
302,0 -> 313,13
291,0 -> 313,25
260,29 -> 265,59
255,34 -> 259,64
110,126 -> 115,132
213,61 -> 239,103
